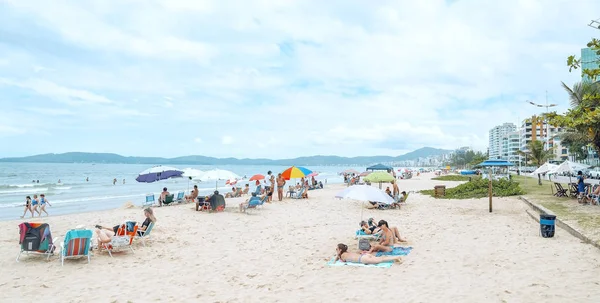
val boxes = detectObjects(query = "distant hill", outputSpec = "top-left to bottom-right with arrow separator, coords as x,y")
0,147 -> 452,166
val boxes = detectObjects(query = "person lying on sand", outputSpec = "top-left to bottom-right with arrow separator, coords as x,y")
335,243 -> 402,264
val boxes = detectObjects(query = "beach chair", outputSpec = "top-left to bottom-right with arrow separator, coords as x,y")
553,183 -> 568,197
101,223 -> 137,257
143,194 -> 155,207
291,187 -> 305,199
135,222 -> 154,247
568,183 -> 578,198
175,191 -> 185,203
162,194 -> 175,206
57,229 -> 93,266
17,222 -> 55,262
244,195 -> 267,214
253,185 -> 262,196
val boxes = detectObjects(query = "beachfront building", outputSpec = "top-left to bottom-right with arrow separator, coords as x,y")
501,131 -> 520,163
519,117 -> 565,159
489,123 -> 516,159
581,47 -> 600,81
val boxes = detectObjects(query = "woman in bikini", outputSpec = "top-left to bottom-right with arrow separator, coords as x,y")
334,243 -> 402,264
367,220 -> 397,254
39,194 -> 51,216
31,194 -> 41,217
20,196 -> 34,218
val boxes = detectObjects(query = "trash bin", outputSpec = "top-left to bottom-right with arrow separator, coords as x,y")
540,214 -> 556,238
434,185 -> 446,198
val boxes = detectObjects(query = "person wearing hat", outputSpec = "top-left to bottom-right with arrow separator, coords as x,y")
158,187 -> 170,207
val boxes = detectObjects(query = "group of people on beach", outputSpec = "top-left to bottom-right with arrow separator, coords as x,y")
21,194 -> 51,218
336,219 -> 407,264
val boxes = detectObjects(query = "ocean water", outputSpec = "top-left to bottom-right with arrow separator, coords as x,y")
0,163 -> 350,221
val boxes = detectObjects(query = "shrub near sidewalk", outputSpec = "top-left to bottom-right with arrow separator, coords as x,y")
421,178 -> 524,199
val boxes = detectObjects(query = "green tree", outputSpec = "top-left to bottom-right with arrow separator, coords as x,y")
516,140 -> 554,167
546,81 -> 600,155
559,131 -> 589,161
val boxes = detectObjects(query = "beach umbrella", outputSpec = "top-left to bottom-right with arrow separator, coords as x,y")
281,166 -> 312,180
199,169 -> 240,189
335,185 -> 394,220
135,166 -> 183,183
225,179 -> 238,185
340,169 -> 360,175
363,171 -> 394,189
249,174 -> 265,181
307,172 -> 319,177
182,168 -> 204,179
549,160 -> 590,183
359,171 -> 372,177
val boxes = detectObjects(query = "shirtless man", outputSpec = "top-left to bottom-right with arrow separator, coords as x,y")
185,185 -> 199,203
391,180 -> 400,200
277,173 -> 286,201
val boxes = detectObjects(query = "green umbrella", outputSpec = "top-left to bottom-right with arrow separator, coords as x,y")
363,171 -> 395,183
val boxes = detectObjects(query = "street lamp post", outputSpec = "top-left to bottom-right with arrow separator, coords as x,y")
526,93 -> 558,151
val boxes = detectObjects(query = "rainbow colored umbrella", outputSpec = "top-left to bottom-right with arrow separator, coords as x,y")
281,166 -> 312,180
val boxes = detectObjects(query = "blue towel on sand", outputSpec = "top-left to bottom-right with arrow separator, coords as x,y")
376,246 -> 412,257
327,258 -> 393,268
356,230 -> 368,236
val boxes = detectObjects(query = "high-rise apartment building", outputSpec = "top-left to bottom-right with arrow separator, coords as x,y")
519,118 -> 564,160
581,47 -> 600,81
489,123 -> 516,159
501,131 -> 520,163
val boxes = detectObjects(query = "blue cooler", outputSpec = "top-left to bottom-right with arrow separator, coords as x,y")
540,214 -> 556,238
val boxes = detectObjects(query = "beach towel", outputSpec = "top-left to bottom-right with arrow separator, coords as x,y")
375,246 -> 412,257
327,258 -> 393,268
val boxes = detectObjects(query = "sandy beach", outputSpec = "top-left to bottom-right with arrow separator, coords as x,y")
2,173 -> 600,302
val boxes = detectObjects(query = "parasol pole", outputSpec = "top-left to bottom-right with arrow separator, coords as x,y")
488,167 -> 493,213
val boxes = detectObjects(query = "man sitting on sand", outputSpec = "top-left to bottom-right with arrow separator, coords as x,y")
225,187 -> 238,198
185,185 -> 199,203
335,243 -> 402,264
367,220 -> 396,254
239,192 -> 264,212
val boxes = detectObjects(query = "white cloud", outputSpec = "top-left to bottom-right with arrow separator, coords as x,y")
221,135 -> 233,145
0,0 -> 597,158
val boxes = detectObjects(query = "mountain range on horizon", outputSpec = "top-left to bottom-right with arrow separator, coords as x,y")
0,147 -> 452,166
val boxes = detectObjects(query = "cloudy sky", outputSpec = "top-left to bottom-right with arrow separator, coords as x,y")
0,0 -> 598,159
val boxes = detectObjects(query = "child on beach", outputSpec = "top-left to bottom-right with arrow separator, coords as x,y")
334,243 -> 402,264
20,196 -> 34,218
39,194 -> 52,216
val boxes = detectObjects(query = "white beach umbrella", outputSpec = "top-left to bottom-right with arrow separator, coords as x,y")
530,162 -> 558,176
200,169 -> 240,189
182,168 -> 204,180
335,185 -> 395,220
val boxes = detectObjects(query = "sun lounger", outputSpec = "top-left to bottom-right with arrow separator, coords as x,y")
101,223 -> 137,257
244,195 -> 268,214
17,222 -> 55,262
135,222 -> 154,247
291,187 -> 305,199
175,191 -> 185,202
58,229 -> 93,266
162,194 -> 175,206
143,194 -> 155,207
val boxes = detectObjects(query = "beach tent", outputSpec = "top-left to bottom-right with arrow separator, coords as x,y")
530,162 -> 558,176
548,160 -> 590,183
366,164 -> 393,171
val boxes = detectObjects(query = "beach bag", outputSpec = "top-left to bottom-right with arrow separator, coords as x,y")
22,223 -> 42,251
358,238 -> 371,251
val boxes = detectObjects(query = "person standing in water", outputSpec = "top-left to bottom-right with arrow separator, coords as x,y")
123,179 -> 125,184
113,178 -> 117,185
86,177 -> 89,182
20,196 -> 34,218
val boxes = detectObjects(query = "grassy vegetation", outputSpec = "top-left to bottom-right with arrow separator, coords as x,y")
513,175 -> 600,244
421,178 -> 524,199
431,175 -> 481,181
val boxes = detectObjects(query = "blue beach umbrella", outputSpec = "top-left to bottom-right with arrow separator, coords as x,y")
136,166 -> 183,183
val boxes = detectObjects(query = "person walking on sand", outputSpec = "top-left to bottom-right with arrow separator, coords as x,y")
39,194 -> 52,216
20,196 -> 34,218
277,173 -> 286,201
31,194 -> 41,217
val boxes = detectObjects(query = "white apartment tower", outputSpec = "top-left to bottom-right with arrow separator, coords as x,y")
489,123 -> 516,159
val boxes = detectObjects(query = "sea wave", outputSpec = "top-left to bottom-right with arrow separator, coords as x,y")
0,187 -> 49,195
0,193 -> 145,208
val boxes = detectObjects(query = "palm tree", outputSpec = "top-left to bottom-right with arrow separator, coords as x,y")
561,81 -> 600,107
516,140 -> 555,167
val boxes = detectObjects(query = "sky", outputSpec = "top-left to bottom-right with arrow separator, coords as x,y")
0,0 -> 599,159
